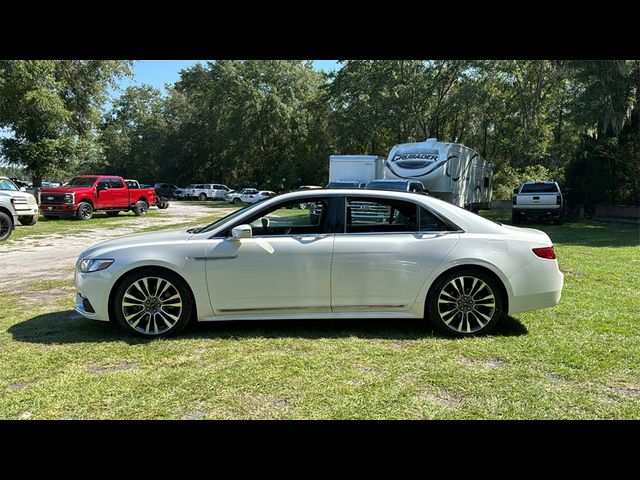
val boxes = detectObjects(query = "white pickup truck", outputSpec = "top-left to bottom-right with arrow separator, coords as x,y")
512,181 -> 563,224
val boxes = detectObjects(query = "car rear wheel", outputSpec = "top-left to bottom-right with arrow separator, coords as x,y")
427,269 -> 504,336
199,193 -> 207,201
0,212 -> 12,241
76,202 -> 94,220
114,269 -> 193,337
19,215 -> 38,226
133,200 -> 148,216
233,197 -> 241,204
158,201 -> 169,209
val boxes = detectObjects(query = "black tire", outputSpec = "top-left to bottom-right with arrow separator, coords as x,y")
113,268 -> 194,337
76,202 -> 94,220
427,268 -> 504,337
133,200 -> 148,217
19,215 -> 38,226
0,211 -> 12,241
233,197 -> 242,204
106,211 -> 121,217
199,193 -> 207,201
158,201 -> 169,210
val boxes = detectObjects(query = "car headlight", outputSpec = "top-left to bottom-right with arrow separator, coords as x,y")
64,193 -> 75,203
27,195 -> 37,205
78,258 -> 114,273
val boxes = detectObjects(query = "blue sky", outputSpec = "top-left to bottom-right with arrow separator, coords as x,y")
112,60 -> 341,98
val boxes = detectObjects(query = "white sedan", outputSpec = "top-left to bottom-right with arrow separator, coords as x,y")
74,189 -> 564,337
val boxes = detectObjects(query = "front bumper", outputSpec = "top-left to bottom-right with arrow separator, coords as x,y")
15,206 -> 39,216
40,203 -> 76,215
74,268 -> 115,321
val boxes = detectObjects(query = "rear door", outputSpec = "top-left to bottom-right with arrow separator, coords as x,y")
331,196 -> 460,312
109,177 -> 130,207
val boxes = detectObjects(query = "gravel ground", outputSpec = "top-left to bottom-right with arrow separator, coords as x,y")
0,202 -> 236,290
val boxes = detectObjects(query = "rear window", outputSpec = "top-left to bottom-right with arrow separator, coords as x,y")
520,183 -> 559,193
110,178 -> 125,189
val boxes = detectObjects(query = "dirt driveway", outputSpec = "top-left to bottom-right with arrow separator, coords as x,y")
0,202 -> 237,291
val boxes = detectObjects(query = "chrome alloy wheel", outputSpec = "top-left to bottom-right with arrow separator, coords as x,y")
121,276 -> 183,335
437,276 -> 496,333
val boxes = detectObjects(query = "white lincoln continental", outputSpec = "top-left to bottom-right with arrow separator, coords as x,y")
74,189 -> 564,337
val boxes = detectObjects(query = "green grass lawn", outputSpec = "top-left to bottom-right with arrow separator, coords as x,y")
0,213 -> 639,419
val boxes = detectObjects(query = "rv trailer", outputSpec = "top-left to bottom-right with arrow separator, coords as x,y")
383,138 -> 493,211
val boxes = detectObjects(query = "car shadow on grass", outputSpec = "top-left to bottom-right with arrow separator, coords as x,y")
8,309 -> 527,345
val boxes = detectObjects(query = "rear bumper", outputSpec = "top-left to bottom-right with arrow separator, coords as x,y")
513,207 -> 561,219
508,258 -> 564,314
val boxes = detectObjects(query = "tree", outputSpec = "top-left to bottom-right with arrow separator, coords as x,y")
0,60 -> 132,185
97,85 -> 168,182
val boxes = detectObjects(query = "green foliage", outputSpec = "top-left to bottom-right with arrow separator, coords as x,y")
1,60 -> 637,204
0,60 -> 132,184
492,163 -> 564,200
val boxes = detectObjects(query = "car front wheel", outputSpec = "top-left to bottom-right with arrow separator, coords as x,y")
427,269 -> 503,336
0,211 -> 12,241
114,269 -> 193,337
76,202 -> 94,220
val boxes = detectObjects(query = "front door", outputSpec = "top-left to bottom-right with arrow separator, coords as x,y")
206,196 -> 336,315
331,196 -> 460,312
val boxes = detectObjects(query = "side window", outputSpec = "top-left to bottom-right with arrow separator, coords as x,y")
110,178 -> 125,189
419,207 -> 453,232
98,180 -> 110,190
345,197 -> 417,233
241,198 -> 330,236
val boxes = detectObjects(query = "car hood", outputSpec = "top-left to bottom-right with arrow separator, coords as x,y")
80,228 -> 194,258
0,190 -> 33,201
41,187 -> 93,194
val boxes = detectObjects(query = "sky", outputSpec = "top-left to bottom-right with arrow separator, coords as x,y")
112,60 -> 341,98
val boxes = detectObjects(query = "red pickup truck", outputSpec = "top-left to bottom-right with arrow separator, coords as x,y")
39,175 -> 157,220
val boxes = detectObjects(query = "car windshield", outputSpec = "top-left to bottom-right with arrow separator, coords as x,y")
66,177 -> 98,187
521,183 -> 558,193
366,181 -> 407,191
0,179 -> 18,191
191,203 -> 259,234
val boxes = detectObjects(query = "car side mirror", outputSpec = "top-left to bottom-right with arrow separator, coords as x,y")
231,224 -> 252,240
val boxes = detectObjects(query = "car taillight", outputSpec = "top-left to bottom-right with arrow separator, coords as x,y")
556,195 -> 561,205
532,246 -> 556,259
